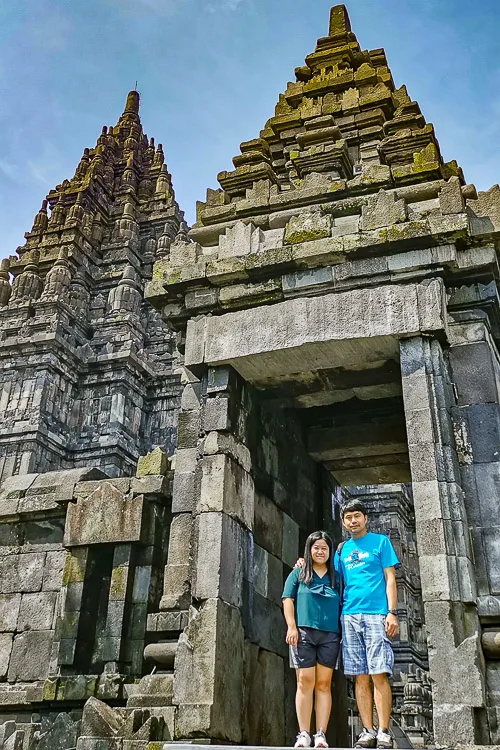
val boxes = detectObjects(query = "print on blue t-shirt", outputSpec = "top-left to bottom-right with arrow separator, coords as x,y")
334,532 -> 399,615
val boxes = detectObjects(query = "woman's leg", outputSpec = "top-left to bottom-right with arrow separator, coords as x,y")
314,664 -> 334,731
296,667 -> 316,731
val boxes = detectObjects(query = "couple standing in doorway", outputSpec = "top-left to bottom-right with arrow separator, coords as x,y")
282,500 -> 400,750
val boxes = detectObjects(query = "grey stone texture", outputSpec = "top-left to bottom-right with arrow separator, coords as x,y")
3,4 -> 500,749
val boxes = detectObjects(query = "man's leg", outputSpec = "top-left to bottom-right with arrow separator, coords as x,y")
371,673 -> 392,729
314,664 -> 334,732
355,673 -> 374,729
364,616 -> 395,748
296,667 -> 316,732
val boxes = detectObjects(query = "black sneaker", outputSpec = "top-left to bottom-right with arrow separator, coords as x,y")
355,728 -> 377,748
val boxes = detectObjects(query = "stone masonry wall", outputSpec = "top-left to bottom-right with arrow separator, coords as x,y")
166,364 -> 346,746
448,316 -> 500,742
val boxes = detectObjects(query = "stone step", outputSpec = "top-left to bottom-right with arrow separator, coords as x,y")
163,747 -> 358,750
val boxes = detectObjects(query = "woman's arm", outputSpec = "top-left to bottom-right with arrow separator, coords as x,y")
283,598 -> 299,646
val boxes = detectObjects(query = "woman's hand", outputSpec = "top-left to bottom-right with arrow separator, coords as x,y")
293,557 -> 305,569
286,625 -> 299,646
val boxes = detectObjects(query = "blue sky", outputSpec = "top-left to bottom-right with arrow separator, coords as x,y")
1,0 -> 500,255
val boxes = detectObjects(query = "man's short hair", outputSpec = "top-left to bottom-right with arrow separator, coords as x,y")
341,499 -> 368,519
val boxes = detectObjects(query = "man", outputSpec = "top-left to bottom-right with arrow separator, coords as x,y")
336,499 -> 400,749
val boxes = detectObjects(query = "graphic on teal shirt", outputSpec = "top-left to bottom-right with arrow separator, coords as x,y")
334,532 -> 399,615
282,568 -> 341,633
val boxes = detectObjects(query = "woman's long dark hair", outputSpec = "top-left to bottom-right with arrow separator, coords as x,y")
299,530 -> 336,587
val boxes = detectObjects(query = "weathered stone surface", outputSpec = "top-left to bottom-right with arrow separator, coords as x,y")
65,482 -> 144,545
193,512 -> 246,606
284,210 -> 331,244
282,513 -> 299,568
17,591 -> 57,630
37,712 -> 80,750
254,491 -> 283,558
0,593 -> 21,631
81,696 -> 125,737
127,673 -> 174,707
0,552 -> 45,593
199,453 -> 254,529
361,189 -> 407,230
0,633 -> 13,679
186,281 -> 446,377
8,630 -> 53,681
136,447 -> 170,477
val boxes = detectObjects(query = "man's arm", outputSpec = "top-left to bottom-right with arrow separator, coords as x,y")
283,598 -> 299,646
384,566 -> 399,638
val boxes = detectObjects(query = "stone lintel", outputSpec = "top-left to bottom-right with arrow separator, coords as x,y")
185,279 -> 447,380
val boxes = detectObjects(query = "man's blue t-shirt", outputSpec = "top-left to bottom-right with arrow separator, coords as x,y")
334,532 -> 399,615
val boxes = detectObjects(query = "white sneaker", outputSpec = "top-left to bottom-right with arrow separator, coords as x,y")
295,730 -> 312,748
314,730 -> 328,748
355,728 -> 377,748
376,729 -> 393,749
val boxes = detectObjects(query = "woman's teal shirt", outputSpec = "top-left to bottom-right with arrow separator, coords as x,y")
282,567 -> 341,633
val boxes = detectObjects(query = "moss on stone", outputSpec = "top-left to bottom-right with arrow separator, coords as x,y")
110,565 -> 129,599
413,143 -> 439,172
42,677 -> 59,702
62,553 -> 85,585
384,220 -> 428,242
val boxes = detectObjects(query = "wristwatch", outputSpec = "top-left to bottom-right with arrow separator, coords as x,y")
388,609 -> 398,616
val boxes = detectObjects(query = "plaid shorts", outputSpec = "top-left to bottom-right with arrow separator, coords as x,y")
341,614 -> 394,676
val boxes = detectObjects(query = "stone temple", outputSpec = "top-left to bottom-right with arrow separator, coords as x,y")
1,5 -> 500,748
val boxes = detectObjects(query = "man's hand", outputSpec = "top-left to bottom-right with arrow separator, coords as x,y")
293,557 -> 305,569
286,625 -> 299,646
385,613 -> 399,638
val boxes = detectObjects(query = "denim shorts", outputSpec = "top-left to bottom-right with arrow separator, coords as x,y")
289,627 -> 341,669
341,614 -> 394,675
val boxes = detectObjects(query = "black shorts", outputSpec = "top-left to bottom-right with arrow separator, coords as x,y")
289,626 -> 341,669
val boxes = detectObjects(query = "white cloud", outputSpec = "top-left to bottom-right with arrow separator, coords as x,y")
27,141 -> 65,188
0,159 -> 22,184
103,0 -> 189,17
205,0 -> 246,12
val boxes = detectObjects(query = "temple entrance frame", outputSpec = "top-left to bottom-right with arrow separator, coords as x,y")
164,283 -> 486,747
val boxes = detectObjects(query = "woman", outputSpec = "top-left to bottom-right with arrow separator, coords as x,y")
282,530 -> 341,749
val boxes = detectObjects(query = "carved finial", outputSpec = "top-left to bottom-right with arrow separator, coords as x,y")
10,250 -> 43,305
329,5 -> 351,36
176,220 -> 189,243
49,200 -> 67,227
108,264 -> 142,314
155,164 -> 171,197
31,199 -> 49,233
124,90 -> 140,115
149,137 -> 155,149
153,143 -> 164,167
41,247 -> 72,301
102,126 -> 108,135
67,191 -> 86,223
0,258 -> 11,306
123,201 -> 135,218
74,147 -> 91,180
68,271 -> 90,318
156,222 -> 173,258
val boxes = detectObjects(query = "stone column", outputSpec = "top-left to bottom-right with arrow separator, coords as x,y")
171,365 -> 249,742
400,336 -> 485,746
